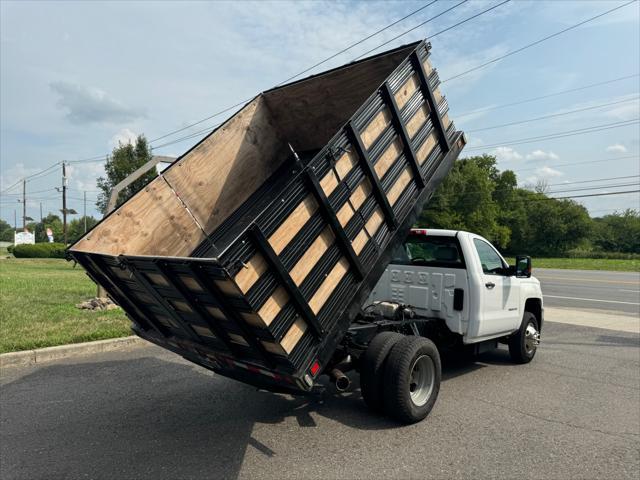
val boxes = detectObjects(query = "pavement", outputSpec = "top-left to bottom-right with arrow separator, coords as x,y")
535,268 -> 640,316
1,315 -> 639,479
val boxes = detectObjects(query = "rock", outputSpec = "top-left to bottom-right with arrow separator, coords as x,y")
75,297 -> 120,311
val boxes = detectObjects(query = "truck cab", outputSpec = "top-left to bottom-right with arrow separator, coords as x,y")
369,228 -> 543,348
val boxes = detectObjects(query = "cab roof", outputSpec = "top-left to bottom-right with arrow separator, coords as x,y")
409,228 -> 460,237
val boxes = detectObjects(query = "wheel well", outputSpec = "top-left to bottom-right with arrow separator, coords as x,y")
524,298 -> 542,331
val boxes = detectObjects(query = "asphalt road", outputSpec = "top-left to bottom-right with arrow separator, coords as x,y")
2,322 -> 639,480
535,268 -> 640,316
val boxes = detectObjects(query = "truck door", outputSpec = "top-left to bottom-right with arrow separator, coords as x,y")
472,238 -> 520,336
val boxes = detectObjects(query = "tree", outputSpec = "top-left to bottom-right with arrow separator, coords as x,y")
96,135 -> 156,214
0,219 -> 14,242
592,209 -> 640,253
67,216 -> 99,243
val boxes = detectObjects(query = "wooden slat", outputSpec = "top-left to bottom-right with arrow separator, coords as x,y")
163,96 -> 290,236
336,179 -> 371,227
234,253 -> 268,294
374,137 -> 403,179
240,312 -> 265,328
387,167 -> 413,206
394,74 -> 420,110
205,306 -> 227,321
179,275 -> 203,292
406,104 -> 429,139
257,286 -> 289,326
442,113 -> 451,129
213,279 -> 241,297
360,108 -> 392,149
351,228 -> 370,255
192,324 -> 215,338
170,300 -> 193,313
145,272 -> 169,287
70,178 -> 206,257
228,333 -> 249,346
336,201 -> 356,227
335,149 -> 359,179
289,228 -> 334,286
308,257 -> 349,314
433,88 -> 443,105
365,207 -> 384,237
422,58 -> 433,76
417,132 -> 437,165
281,317 -> 307,355
268,195 -> 318,255
319,170 -> 339,197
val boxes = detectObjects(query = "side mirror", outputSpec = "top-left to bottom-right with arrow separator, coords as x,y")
515,255 -> 532,278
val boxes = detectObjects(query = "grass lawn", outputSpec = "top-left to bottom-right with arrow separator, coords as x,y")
0,258 -> 131,353
504,257 -> 639,272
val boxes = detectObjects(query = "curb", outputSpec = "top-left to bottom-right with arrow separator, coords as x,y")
0,336 -> 146,369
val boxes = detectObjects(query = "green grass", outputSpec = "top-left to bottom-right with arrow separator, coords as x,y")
0,258 -> 130,353
505,257 -> 639,272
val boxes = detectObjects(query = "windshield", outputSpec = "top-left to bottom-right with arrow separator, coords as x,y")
390,235 -> 465,268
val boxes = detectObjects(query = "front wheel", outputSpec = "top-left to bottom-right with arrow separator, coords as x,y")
508,312 -> 539,364
382,336 -> 441,424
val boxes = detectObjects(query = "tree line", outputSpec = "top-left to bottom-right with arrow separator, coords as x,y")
418,155 -> 639,256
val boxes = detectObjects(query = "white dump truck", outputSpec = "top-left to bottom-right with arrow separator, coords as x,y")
351,228 -> 543,423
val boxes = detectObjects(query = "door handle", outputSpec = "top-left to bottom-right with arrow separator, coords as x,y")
485,282 -> 495,289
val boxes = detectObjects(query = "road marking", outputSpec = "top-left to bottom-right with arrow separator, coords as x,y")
536,276 -> 640,285
545,295 -> 640,306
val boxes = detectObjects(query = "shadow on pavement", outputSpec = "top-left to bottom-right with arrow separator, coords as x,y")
0,351 -> 489,480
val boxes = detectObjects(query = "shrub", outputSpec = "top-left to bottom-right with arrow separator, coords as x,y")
12,243 -> 67,258
565,249 -> 640,260
6,245 -> 14,254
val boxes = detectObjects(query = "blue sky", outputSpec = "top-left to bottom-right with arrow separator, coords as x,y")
1,0 -> 638,225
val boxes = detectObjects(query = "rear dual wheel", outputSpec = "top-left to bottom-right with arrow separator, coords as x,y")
360,333 -> 441,424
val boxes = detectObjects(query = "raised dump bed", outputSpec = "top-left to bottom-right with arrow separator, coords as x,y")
69,40 -> 465,393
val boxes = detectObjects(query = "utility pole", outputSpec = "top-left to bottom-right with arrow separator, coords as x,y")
14,210 -> 17,232
83,191 -> 87,233
40,202 -> 43,223
62,162 -> 68,245
22,179 -> 26,231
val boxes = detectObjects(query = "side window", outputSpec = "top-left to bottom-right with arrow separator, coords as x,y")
473,239 -> 505,275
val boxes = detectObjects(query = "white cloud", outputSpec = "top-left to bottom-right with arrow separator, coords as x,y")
606,144 -> 627,153
492,146 -> 523,162
109,128 -> 138,149
525,150 -> 559,161
524,166 -> 563,186
49,81 -> 145,124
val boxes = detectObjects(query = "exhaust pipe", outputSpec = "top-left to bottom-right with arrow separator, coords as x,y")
330,368 -> 350,392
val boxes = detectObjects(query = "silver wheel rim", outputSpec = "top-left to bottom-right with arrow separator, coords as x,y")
409,355 -> 435,407
524,322 -> 539,355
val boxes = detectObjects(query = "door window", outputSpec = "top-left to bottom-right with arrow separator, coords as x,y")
473,239 -> 505,275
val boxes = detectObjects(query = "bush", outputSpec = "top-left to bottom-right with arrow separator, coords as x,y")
6,245 -> 14,254
12,243 -> 67,258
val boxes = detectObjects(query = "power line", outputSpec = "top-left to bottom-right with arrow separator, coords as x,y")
454,73 -> 640,119
465,118 -> 639,151
442,0 -> 637,83
354,0 -> 471,60
547,182 -> 640,195
465,96 -> 639,133
513,154 -> 639,172
546,175 -> 640,187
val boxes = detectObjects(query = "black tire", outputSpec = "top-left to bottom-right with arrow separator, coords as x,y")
360,332 -> 404,413
508,311 -> 539,364
382,336 -> 441,424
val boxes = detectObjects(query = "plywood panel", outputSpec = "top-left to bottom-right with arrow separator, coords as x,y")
146,272 -> 169,287
257,286 -> 289,326
374,137 -> 403,179
268,195 -> 318,255
433,88 -> 443,105
337,201 -> 356,227
263,43 -> 418,151
394,74 -> 420,110
442,113 -> 451,129
406,104 -> 429,139
350,179 -> 371,211
387,167 -> 413,206
205,306 -> 227,322
70,178 -> 206,257
360,108 -> 392,149
289,228 -> 334,286
180,275 -> 203,292
308,257 -> 349,314
213,279 -> 241,297
163,96 -> 289,236
234,253 -> 268,294
192,324 -> 215,338
417,132 -> 437,165
240,312 -> 265,328
422,58 -> 433,76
